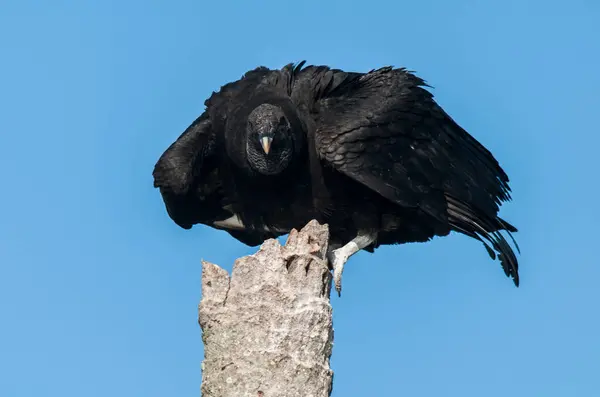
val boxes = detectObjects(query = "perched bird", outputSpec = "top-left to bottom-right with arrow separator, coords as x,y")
153,61 -> 520,294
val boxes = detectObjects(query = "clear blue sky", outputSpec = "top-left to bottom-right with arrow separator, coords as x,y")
1,1 -> 598,396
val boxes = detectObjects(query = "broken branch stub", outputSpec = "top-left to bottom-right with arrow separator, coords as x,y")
199,220 -> 334,397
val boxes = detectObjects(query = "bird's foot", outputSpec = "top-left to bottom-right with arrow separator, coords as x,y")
326,230 -> 378,297
327,243 -> 356,297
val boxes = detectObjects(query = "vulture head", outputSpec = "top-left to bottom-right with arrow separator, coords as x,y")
245,103 -> 297,175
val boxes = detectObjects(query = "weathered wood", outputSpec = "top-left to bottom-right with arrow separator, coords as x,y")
199,220 -> 334,397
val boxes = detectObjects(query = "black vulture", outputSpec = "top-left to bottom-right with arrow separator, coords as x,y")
153,61 -> 520,294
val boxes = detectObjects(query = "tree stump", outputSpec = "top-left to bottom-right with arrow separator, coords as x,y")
199,220 -> 334,397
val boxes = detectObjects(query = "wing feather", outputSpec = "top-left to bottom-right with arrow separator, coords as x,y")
310,66 -> 520,284
314,67 -> 511,217
152,113 -> 229,229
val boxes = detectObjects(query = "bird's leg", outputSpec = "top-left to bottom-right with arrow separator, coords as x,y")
327,230 -> 377,296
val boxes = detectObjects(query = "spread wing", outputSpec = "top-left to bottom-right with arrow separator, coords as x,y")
311,66 -> 520,285
153,112 -> 230,229
152,112 -> 275,246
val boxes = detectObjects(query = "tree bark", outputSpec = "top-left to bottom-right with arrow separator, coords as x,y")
198,220 -> 334,397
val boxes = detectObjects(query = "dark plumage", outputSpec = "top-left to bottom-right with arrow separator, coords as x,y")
153,61 -> 520,292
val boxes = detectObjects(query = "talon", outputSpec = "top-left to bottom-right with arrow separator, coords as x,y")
334,268 -> 343,297
326,230 -> 378,297
328,248 -> 349,297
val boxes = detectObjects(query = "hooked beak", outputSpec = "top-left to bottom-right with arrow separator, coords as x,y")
260,136 -> 273,155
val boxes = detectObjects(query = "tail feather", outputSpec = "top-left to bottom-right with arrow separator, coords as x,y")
497,216 -> 521,254
445,194 -> 520,286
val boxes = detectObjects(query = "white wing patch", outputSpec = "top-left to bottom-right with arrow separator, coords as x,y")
213,213 -> 291,233
213,214 -> 246,230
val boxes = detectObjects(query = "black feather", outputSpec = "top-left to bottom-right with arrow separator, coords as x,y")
152,61 -> 521,286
